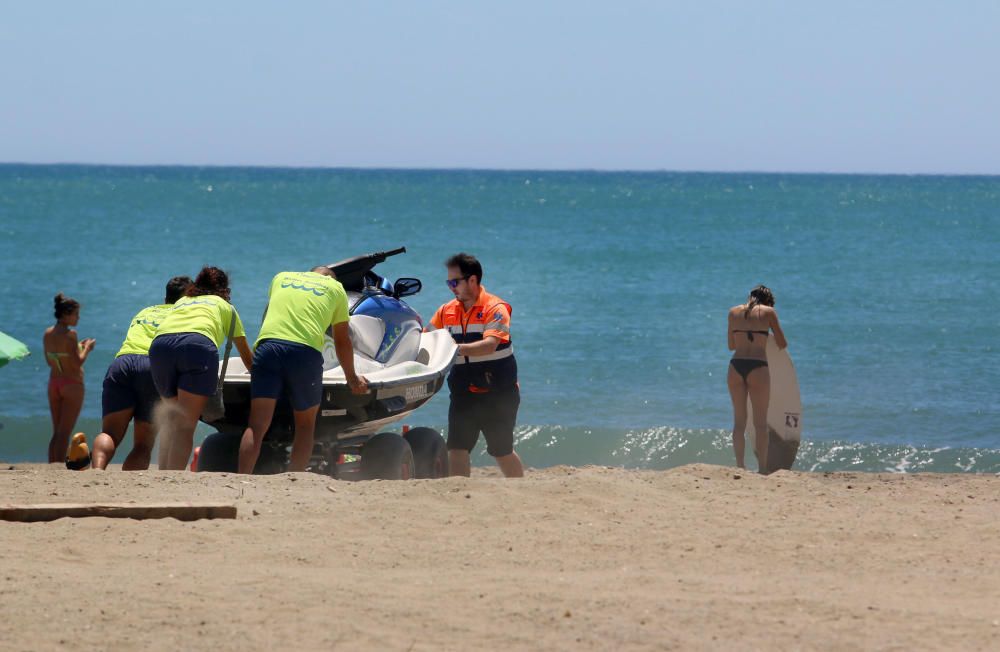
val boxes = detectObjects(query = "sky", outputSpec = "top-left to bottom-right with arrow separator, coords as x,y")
2,1 -> 999,174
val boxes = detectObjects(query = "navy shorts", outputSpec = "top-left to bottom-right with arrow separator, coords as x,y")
148,333 -> 219,398
447,387 -> 520,457
251,339 -> 324,411
102,354 -> 159,423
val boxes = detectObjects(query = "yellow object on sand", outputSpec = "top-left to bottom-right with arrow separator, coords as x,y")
66,433 -> 91,471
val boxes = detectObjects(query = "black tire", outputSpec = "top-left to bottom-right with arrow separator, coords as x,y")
196,432 -> 287,474
360,432 -> 414,480
196,431 -> 240,473
253,443 -> 288,475
404,427 -> 449,479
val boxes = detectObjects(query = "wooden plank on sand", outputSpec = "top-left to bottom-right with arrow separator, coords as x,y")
0,502 -> 237,522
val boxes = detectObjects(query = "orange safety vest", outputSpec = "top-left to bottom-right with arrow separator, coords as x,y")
431,287 -> 517,393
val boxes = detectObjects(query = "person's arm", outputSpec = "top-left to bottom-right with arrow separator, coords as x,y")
424,305 -> 443,332
74,332 -> 96,363
228,307 -> 252,370
458,336 -> 500,357
727,310 -> 736,351
332,321 -> 368,394
769,308 -> 788,350
464,304 -> 510,357
234,336 -> 253,371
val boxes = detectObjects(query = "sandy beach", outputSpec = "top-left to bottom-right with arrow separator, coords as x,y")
1,463 -> 997,651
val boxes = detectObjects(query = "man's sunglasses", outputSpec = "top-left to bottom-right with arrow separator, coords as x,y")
445,276 -> 470,289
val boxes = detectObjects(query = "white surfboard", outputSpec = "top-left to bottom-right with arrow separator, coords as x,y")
746,337 -> 802,473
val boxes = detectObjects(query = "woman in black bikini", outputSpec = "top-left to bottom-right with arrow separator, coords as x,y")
727,285 -> 787,474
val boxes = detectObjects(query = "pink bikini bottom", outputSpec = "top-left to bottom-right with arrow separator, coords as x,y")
49,376 -> 83,394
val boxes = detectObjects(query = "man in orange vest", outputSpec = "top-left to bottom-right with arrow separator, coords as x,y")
430,253 -> 523,478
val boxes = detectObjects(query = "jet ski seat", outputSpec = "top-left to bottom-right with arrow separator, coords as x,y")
349,315 -> 384,361
348,315 -> 422,366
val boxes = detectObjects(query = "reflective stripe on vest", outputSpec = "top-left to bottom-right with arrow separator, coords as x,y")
452,344 -> 514,365
449,324 -> 485,334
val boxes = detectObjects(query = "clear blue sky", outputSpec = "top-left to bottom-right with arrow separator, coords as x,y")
2,1 -> 999,173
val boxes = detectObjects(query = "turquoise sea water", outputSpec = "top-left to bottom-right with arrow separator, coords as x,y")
1,165 -> 997,472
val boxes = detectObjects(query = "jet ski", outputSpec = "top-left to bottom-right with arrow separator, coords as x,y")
195,247 -> 457,479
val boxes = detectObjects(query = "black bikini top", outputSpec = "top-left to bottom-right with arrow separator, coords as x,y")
733,329 -> 768,342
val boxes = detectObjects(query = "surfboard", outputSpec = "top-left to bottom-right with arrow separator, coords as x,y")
746,337 -> 802,474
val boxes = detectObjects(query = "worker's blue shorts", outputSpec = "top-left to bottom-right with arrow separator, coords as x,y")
149,333 -> 220,398
102,354 -> 159,423
250,339 -> 324,411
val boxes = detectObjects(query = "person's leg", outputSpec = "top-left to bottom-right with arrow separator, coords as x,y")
51,383 -> 85,463
122,420 -> 156,471
288,405 -> 320,472
163,334 -> 217,470
239,341 -> 284,474
446,394 -> 477,477
238,398 -> 277,474
495,452 -> 524,478
163,389 -> 208,470
746,366 -> 771,474
448,449 -> 472,477
154,398 -> 182,469
284,342 -> 323,473
483,389 -> 523,478
149,338 -> 180,469
47,380 -> 63,463
727,364 -> 749,469
92,409 -> 133,470
121,356 -> 158,470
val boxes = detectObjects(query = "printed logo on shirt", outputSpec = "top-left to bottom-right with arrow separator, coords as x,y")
172,299 -> 219,309
280,281 -> 327,296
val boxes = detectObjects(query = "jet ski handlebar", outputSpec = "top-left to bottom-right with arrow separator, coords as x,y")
324,247 -> 407,292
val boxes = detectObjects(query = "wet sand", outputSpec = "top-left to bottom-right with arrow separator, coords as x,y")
1,463 -> 998,651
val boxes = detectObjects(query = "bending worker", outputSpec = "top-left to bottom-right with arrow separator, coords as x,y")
92,276 -> 192,470
238,267 -> 368,474
149,266 -> 254,470
430,253 -> 523,478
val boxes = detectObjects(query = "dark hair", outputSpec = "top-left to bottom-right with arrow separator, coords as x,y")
165,276 -> 193,304
53,293 -> 80,320
186,266 -> 231,299
744,285 -> 775,319
445,253 -> 483,284
311,266 -> 335,278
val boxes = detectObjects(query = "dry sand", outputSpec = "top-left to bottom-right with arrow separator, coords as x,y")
1,463 -> 998,651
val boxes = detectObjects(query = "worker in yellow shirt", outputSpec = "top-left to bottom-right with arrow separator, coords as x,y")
238,267 -> 368,473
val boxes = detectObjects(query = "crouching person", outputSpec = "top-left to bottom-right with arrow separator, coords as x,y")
92,276 -> 191,470
238,267 -> 368,474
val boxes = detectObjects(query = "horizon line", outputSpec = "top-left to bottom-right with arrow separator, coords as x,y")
1,160 -> 998,179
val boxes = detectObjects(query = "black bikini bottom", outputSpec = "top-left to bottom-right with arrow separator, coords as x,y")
730,358 -> 768,382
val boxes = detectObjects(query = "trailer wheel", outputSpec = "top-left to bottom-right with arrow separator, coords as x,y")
360,432 -> 414,480
404,427 -> 449,478
196,432 -> 240,472
196,432 -> 286,474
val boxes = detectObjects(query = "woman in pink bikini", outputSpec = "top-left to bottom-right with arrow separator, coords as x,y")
43,293 -> 96,463
727,285 -> 787,474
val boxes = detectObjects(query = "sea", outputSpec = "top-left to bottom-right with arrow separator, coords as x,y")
1,164 -> 997,473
